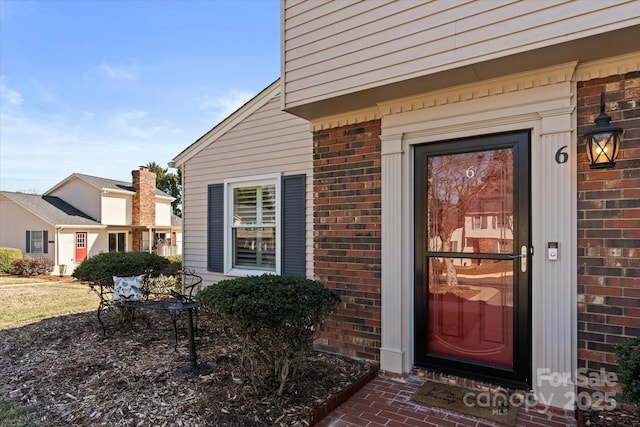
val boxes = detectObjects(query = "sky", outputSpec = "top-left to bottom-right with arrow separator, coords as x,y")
0,0 -> 280,193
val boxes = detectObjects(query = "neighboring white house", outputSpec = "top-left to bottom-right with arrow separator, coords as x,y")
171,80 -> 313,285
0,167 -> 182,275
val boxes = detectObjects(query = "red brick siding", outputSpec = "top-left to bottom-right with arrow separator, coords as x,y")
313,120 -> 382,362
132,167 -> 156,226
131,167 -> 156,253
577,71 -> 640,404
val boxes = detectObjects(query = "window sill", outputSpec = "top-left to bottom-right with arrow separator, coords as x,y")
225,268 -> 277,277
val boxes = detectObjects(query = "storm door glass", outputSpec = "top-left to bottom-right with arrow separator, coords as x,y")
427,148 -> 515,367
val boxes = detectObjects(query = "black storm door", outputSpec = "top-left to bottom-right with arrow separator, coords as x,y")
414,131 -> 531,388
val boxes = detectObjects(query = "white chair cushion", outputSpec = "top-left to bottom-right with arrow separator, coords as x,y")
111,274 -> 144,302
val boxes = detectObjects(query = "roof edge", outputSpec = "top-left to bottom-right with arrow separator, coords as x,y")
172,78 -> 281,166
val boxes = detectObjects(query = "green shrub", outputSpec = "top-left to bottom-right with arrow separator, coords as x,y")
196,274 -> 340,395
11,257 -> 54,276
166,255 -> 182,273
616,336 -> 640,413
0,247 -> 23,273
71,252 -> 170,281
147,273 -> 181,294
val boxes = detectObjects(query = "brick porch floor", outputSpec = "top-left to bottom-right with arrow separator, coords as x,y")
317,376 -> 578,427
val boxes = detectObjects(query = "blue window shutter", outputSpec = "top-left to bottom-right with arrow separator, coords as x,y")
208,184 -> 224,272
43,230 -> 48,254
281,174 -> 306,276
25,231 -> 31,253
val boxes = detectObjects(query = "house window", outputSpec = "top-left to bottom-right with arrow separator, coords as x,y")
207,174 -> 306,277
142,232 -> 150,252
227,175 -> 279,274
473,216 -> 481,229
76,232 -> 86,249
26,230 -> 48,254
233,186 -> 276,270
109,232 -> 126,252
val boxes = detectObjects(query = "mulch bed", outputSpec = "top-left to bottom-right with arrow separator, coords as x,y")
1,307 -> 374,426
577,407 -> 640,426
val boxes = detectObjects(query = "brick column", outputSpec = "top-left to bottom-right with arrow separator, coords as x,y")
132,166 -> 156,253
577,71 -> 640,408
313,120 -> 382,362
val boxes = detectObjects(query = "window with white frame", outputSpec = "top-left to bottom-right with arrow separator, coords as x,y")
208,173 -> 305,276
142,232 -> 150,252
226,175 -> 279,274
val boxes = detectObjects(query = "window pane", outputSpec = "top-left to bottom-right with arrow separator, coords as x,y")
234,185 -> 276,226
142,232 -> 150,251
31,230 -> 43,253
76,233 -> 86,248
118,233 -> 125,252
426,149 -> 513,253
427,257 -> 514,368
233,227 -> 276,270
109,233 -> 126,252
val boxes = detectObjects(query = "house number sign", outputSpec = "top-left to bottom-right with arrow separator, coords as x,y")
555,145 -> 568,164
465,166 -> 475,178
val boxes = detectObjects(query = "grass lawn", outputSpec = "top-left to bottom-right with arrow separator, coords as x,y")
1,275 -> 99,425
0,390 -> 37,427
0,275 -> 99,330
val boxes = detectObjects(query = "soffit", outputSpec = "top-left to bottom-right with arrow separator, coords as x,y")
306,25 -> 640,131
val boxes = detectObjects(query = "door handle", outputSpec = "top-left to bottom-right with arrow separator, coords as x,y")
506,245 -> 528,272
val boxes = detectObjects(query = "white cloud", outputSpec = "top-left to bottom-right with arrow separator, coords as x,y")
31,79 -> 56,103
198,89 -> 255,124
111,109 -> 152,138
0,111 -> 80,144
110,109 -> 173,140
96,59 -> 138,81
0,110 -> 84,193
0,76 -> 24,106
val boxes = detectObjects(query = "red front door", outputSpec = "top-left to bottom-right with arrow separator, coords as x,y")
75,232 -> 88,262
414,131 -> 531,388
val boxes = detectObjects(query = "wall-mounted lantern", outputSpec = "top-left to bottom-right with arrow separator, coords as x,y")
584,91 -> 624,169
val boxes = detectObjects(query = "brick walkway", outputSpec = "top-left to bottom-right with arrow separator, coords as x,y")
317,376 -> 578,427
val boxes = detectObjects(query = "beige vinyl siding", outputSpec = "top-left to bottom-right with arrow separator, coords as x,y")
0,197 -> 53,259
48,179 -> 101,222
180,94 -> 313,284
101,194 -> 131,225
155,200 -> 172,227
283,0 -> 640,109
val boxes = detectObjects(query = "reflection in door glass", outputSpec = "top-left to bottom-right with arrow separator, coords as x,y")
427,149 -> 514,254
428,258 -> 514,367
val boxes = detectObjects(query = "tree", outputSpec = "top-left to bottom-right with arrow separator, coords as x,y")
146,162 -> 182,217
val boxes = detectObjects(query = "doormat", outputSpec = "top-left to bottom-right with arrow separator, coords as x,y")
411,381 -> 519,426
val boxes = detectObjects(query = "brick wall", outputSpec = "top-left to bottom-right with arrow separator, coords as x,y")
313,120 -> 382,362
577,71 -> 640,405
132,166 -> 156,226
131,167 -> 156,253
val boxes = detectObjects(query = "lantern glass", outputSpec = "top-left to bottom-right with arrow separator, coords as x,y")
586,132 -> 619,168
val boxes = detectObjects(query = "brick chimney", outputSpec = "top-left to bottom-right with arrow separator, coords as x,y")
132,166 -> 156,226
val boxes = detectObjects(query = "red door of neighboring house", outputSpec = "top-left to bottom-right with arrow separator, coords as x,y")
75,232 -> 88,262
